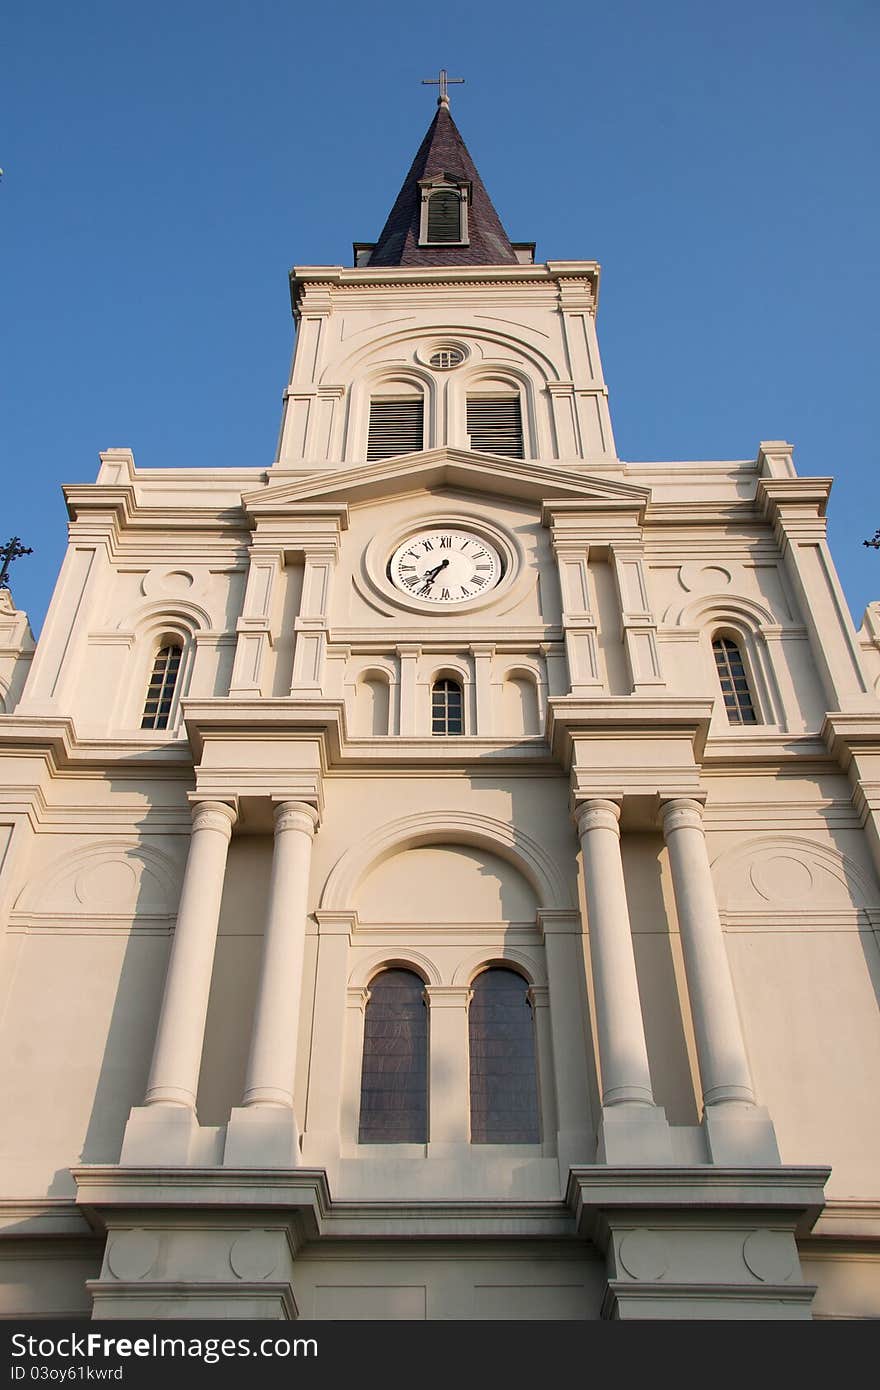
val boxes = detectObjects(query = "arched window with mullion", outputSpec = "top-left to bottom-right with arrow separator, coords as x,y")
358,968 -> 428,1144
469,967 -> 540,1144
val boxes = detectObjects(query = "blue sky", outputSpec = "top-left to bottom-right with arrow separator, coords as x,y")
3,0 -> 878,633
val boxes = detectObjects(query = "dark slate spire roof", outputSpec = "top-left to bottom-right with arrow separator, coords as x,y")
366,103 -> 519,268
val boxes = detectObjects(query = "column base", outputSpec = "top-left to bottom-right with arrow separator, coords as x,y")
224,1107 -> 302,1168
703,1102 -> 781,1166
556,1129 -> 597,1179
120,1105 -> 199,1166
597,1104 -> 673,1165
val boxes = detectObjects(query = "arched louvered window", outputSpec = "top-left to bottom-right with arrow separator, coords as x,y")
358,969 -> 428,1143
467,394 -> 524,458
469,968 -> 540,1144
712,636 -> 758,725
141,643 -> 182,730
426,189 -> 462,243
432,678 -> 463,735
367,396 -> 424,460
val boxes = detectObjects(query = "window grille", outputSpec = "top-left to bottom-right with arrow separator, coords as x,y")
358,969 -> 428,1143
432,678 -> 463,735
426,189 -> 461,242
429,348 -> 465,370
466,396 -> 524,458
712,637 -> 758,724
141,644 -> 182,730
469,968 -> 540,1144
367,398 -> 424,460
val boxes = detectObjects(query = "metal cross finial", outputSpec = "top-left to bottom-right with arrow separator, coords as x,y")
422,68 -> 465,108
0,536 -> 33,590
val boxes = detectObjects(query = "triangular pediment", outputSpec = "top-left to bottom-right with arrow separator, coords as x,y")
244,448 -> 651,516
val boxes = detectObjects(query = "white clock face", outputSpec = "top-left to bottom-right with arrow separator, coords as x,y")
389,529 -> 503,604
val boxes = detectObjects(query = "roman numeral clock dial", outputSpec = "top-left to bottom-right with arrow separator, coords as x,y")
389,530 -> 503,604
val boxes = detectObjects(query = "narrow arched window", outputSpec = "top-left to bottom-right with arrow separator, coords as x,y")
426,189 -> 462,243
358,969 -> 428,1143
469,968 -> 540,1144
141,643 -> 182,730
712,636 -> 758,724
432,678 -> 463,735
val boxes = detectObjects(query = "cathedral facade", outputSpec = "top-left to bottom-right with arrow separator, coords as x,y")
1,94 -> 879,1320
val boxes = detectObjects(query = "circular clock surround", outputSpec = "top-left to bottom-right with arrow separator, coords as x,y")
389,528 -> 503,604
359,514 -> 522,616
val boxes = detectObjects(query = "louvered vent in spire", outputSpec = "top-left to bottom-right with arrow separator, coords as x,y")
426,189 -> 463,243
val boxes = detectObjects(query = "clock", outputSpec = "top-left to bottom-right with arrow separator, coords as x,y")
389,528 -> 503,604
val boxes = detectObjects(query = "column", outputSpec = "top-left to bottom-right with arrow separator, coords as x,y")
290,549 -> 335,692
424,986 -> 472,1149
574,799 -> 671,1163
609,545 -> 664,693
229,548 -> 281,697
527,985 -> 558,1145
660,797 -> 780,1164
121,799 -> 236,1164
540,911 -> 594,1174
225,800 -> 319,1167
397,644 -> 420,735
144,800 -> 237,1107
300,911 -> 354,1166
471,644 -> 494,734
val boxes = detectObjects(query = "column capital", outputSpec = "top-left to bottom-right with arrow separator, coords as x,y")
272,799 -> 320,835
188,799 -> 237,837
573,798 -> 621,838
659,797 -> 706,834
424,985 -> 473,1009
346,986 -> 371,1014
527,985 -> 550,1009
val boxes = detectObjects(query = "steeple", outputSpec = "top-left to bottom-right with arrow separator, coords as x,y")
359,101 -> 526,269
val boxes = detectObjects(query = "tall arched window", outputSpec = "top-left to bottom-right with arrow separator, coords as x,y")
712,635 -> 758,725
358,969 -> 428,1143
432,678 -> 463,735
469,968 -> 540,1144
141,643 -> 182,730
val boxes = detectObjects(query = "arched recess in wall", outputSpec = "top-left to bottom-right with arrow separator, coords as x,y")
346,366 -> 437,464
12,839 -> 181,928
675,594 -> 783,730
499,664 -> 543,736
351,666 -> 392,736
459,365 -> 537,460
710,835 -> 877,918
119,600 -> 211,732
322,810 -> 572,915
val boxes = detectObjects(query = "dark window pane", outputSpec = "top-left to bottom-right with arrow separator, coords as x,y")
712,637 -> 758,725
432,678 -> 464,735
141,644 -> 183,730
359,969 -> 428,1143
469,968 -> 540,1144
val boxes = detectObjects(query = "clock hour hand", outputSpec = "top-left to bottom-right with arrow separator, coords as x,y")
423,557 -> 450,584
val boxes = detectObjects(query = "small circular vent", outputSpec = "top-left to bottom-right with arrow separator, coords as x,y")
429,347 -> 465,370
